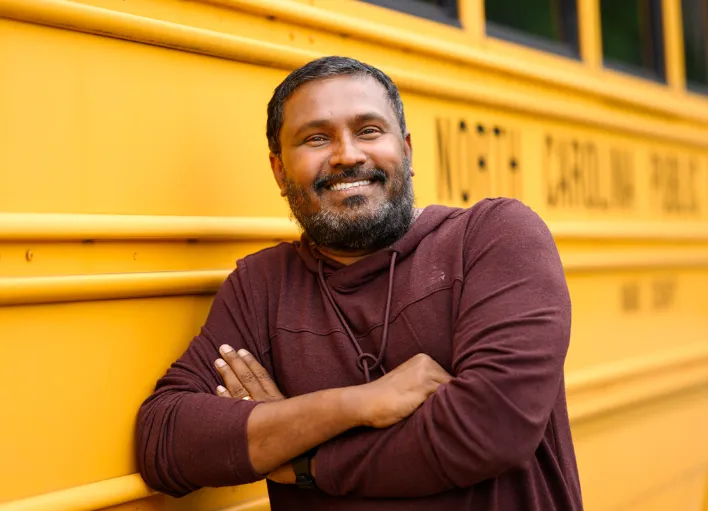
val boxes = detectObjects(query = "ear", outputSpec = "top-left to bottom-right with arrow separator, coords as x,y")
404,132 -> 414,176
269,152 -> 287,197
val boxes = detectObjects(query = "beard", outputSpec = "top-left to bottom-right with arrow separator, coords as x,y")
282,157 -> 415,252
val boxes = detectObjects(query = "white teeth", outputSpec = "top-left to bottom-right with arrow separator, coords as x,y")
329,180 -> 372,191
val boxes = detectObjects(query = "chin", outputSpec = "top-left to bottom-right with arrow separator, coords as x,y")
342,195 -> 369,209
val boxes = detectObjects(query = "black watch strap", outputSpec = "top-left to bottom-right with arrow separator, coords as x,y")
292,448 -> 317,490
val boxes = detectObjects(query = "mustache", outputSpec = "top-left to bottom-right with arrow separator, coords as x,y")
314,167 -> 387,191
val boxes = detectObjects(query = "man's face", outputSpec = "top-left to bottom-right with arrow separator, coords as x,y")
271,74 -> 414,252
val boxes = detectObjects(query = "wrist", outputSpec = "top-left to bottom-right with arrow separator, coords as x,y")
338,385 -> 372,428
292,447 -> 318,489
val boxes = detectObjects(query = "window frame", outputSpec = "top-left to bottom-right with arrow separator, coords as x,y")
681,0 -> 708,94
600,0 -> 667,83
359,0 -> 461,28
687,81 -> 708,95
483,0 -> 581,60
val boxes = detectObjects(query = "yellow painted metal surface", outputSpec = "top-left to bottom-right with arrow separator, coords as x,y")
1,0 -> 707,510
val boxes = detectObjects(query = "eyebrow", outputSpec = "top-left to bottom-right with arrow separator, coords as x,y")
352,112 -> 389,126
291,112 -> 391,139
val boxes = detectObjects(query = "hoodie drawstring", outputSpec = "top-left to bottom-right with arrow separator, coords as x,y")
317,252 -> 398,383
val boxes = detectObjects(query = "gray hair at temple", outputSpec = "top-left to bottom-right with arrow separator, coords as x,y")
266,56 -> 408,156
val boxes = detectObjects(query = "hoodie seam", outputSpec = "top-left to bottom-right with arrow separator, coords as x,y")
268,279 -> 463,341
268,326 -> 350,341
351,278 -> 463,339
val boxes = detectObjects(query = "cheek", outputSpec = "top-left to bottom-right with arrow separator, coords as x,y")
369,141 -> 406,168
283,152 -> 326,187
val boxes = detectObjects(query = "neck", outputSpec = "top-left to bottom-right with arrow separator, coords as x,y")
314,207 -> 423,266
316,247 -> 375,266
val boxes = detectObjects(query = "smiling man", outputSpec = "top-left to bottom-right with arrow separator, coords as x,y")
137,56 -> 583,510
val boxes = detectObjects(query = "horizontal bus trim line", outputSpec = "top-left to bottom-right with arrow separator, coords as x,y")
1,213 -> 708,242
3,244 -> 708,306
0,213 -> 300,241
0,270 -> 227,306
0,474 -> 269,511
2,346 -> 707,510
566,342 -> 708,423
559,249 -> 708,272
206,0 -> 708,127
2,1 -> 708,148
0,474 -> 154,511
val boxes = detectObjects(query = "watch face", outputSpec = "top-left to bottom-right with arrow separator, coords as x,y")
295,475 -> 316,489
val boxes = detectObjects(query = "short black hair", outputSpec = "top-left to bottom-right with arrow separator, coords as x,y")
266,56 -> 407,155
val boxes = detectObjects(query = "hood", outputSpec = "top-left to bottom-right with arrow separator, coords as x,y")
295,205 -> 458,292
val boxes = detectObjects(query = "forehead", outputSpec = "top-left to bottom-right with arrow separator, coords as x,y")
281,75 -> 395,130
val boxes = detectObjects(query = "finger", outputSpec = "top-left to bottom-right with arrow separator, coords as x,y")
215,358 -> 250,399
216,385 -> 233,398
219,344 -> 268,401
435,367 -> 453,384
237,348 -> 285,400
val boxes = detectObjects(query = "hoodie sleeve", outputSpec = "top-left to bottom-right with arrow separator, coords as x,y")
314,199 -> 572,498
135,264 -> 266,497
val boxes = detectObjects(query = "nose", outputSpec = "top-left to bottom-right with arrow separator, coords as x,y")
328,134 -> 367,169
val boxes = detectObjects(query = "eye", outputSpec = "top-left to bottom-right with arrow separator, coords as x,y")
305,135 -> 328,145
359,127 -> 382,138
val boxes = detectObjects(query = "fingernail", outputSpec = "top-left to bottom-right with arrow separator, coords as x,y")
237,349 -> 250,357
242,396 -> 252,401
217,385 -> 226,393
215,358 -> 227,367
220,344 -> 234,354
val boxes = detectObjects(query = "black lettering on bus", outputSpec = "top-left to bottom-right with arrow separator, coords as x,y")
436,117 -> 522,205
650,153 -> 700,215
457,119 -> 470,203
652,278 -> 676,311
610,149 -> 635,209
621,281 -> 641,312
546,136 -> 571,207
507,129 -> 522,198
584,142 -> 608,209
473,121 -> 490,201
493,126 -> 522,198
546,134 -> 635,211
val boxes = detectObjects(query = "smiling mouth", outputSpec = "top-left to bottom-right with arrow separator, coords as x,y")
328,180 -> 373,192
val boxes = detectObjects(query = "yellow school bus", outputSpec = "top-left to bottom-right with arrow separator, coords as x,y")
1,0 -> 707,510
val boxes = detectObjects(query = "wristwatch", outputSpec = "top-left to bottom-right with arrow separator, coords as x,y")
292,448 -> 317,489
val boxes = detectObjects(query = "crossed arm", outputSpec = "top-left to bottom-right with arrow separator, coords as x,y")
213,201 -> 572,498
136,277 -> 451,497
137,200 -> 571,499
210,345 -> 451,484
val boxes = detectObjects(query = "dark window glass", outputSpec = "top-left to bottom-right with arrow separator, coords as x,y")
600,0 -> 666,81
484,0 -> 580,58
360,0 -> 459,27
681,0 -> 708,91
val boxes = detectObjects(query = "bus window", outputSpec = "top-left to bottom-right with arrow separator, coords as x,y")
360,0 -> 460,27
484,0 -> 580,58
600,0 -> 666,82
681,0 -> 708,92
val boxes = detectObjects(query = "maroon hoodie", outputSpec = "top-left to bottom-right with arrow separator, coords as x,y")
136,198 -> 583,510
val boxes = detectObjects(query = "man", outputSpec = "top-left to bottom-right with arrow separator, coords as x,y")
137,56 -> 583,510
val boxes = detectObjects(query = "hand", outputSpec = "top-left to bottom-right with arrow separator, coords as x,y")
267,463 -> 296,484
213,348 -> 296,484
266,458 -> 316,485
357,353 -> 452,428
214,345 -> 286,402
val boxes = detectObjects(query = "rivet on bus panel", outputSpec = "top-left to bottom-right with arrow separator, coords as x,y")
26,249 -> 33,262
